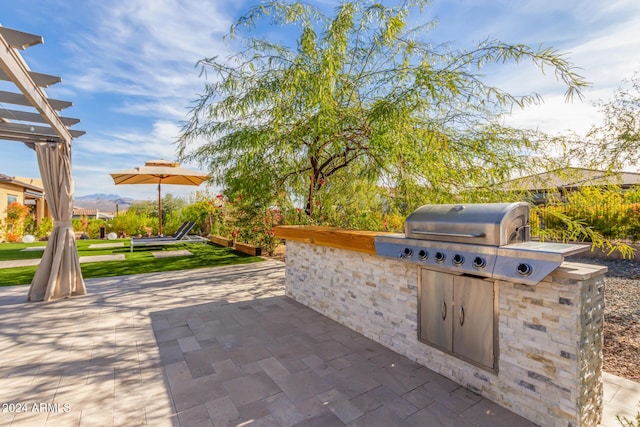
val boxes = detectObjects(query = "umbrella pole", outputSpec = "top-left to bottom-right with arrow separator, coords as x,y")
158,182 -> 163,236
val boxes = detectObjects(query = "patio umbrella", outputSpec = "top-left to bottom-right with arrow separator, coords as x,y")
110,160 -> 208,236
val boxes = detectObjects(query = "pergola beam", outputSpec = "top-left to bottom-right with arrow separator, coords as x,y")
0,129 -> 62,144
0,108 -> 80,126
0,27 -> 43,50
0,68 -> 61,88
0,122 -> 85,139
0,28 -> 73,143
0,90 -> 72,111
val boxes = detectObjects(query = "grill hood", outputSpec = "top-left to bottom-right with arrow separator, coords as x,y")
404,202 -> 530,246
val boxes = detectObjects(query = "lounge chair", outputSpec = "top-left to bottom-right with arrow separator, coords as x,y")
136,221 -> 192,241
167,221 -> 193,239
136,221 -> 195,241
130,222 -> 206,251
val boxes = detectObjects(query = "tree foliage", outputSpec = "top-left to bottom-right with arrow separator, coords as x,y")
571,70 -> 640,170
128,193 -> 186,221
178,0 -> 587,216
3,202 -> 32,242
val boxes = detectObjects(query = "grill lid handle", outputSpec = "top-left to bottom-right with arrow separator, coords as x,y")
409,230 -> 486,238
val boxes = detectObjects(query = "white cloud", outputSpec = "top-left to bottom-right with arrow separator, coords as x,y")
70,118 -> 212,198
112,100 -> 191,121
76,120 -> 181,159
447,0 -> 640,140
64,1 -> 235,114
502,94 -> 601,135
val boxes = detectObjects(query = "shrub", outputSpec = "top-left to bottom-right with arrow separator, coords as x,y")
35,217 -> 53,239
182,194 -> 229,237
106,210 -> 158,237
3,202 -> 31,240
161,211 -> 184,237
6,231 -> 20,243
173,184 -> 640,255
87,219 -> 107,239
532,187 -> 640,242
248,207 -> 284,256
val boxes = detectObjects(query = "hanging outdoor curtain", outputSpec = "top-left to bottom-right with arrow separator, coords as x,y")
27,142 -> 86,301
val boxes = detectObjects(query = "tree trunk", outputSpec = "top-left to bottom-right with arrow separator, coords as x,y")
306,156 -> 318,216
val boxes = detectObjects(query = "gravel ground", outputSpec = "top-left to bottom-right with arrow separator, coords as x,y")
570,257 -> 640,382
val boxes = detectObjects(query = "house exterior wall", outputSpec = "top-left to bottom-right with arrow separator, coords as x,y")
0,182 -> 25,222
0,177 -> 50,239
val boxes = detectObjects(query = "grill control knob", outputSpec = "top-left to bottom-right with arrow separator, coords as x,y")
452,254 -> 464,266
399,248 -> 413,259
418,249 -> 428,260
517,263 -> 533,277
435,252 -> 446,263
472,256 -> 487,270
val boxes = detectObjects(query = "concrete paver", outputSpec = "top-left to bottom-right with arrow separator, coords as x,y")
0,260 -> 637,426
152,250 -> 193,258
0,258 -> 41,268
79,254 -> 125,263
88,242 -> 125,249
0,253 -> 125,269
602,372 -> 640,423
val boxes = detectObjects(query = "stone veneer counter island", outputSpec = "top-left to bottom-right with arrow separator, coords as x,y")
274,225 -> 608,427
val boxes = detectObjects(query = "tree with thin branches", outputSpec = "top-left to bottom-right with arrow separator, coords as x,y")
178,0 -> 588,216
571,70 -> 640,171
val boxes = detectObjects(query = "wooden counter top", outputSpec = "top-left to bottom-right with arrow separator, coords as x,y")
274,226 -> 608,281
274,225 -> 396,255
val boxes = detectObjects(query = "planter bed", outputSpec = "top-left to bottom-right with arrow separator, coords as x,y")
234,242 -> 262,256
209,235 -> 234,247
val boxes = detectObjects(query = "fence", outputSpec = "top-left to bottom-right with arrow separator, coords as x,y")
532,199 -> 640,242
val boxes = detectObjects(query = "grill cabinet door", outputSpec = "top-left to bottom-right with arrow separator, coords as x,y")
453,276 -> 494,368
420,269 -> 453,352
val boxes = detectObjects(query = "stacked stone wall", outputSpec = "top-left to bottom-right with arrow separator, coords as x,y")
284,240 -> 605,426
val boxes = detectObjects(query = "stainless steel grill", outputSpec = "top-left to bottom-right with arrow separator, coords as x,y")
375,202 -> 587,286
404,202 -> 530,246
375,202 -> 588,371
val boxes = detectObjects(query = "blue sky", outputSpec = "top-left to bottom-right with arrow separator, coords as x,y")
1,0 -> 639,201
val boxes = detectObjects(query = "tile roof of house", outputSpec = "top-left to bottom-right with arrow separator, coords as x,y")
73,208 -> 97,216
497,167 -> 640,192
0,173 -> 44,192
72,208 -> 114,219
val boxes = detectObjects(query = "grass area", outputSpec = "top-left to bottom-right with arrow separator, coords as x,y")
0,239 -> 126,260
0,239 -> 264,286
0,242 -> 48,261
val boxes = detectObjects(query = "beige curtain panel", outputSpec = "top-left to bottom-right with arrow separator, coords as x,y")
28,142 -> 86,302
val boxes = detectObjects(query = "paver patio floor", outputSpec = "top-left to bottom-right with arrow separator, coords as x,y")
0,260 -> 637,426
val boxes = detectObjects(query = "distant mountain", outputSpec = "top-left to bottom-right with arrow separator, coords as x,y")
76,193 -> 133,201
74,194 -> 137,212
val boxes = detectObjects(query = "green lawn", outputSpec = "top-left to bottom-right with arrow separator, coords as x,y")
0,241 -> 49,261
0,239 -> 264,286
